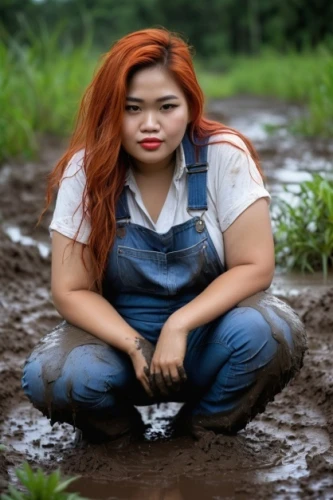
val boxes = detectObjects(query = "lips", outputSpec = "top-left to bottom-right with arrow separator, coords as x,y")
139,138 -> 163,151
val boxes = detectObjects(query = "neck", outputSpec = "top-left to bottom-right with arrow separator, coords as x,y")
130,153 -> 176,179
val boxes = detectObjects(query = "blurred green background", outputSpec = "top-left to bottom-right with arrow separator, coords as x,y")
1,0 -> 333,162
3,0 -> 333,58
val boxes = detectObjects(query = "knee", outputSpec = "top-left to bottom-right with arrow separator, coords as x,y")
67,371 -> 107,407
22,356 -> 46,408
216,307 -> 279,366
58,345 -> 130,409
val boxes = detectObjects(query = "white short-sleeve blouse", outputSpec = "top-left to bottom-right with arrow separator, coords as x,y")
50,133 -> 270,266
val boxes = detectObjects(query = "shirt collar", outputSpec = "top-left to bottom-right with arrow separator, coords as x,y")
174,143 -> 187,180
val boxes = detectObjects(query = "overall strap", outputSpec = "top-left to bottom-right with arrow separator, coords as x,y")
116,133 -> 209,221
181,132 -> 209,211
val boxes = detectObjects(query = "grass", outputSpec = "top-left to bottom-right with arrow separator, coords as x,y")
0,22 -> 96,162
272,174 -> 333,277
197,48 -> 333,136
197,50 -> 325,101
0,462 -> 86,500
1,21 -> 333,164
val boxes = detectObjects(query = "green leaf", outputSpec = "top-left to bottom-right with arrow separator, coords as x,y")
54,475 -> 80,493
3,485 -> 25,500
44,470 -> 62,497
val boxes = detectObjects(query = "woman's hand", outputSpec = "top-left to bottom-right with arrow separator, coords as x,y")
128,337 -> 155,397
150,320 -> 188,395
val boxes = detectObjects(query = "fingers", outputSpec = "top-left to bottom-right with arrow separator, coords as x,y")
150,372 -> 169,396
139,365 -> 153,397
169,367 -> 181,391
177,365 -> 187,383
150,364 -> 187,396
164,373 -> 174,389
130,341 -> 155,397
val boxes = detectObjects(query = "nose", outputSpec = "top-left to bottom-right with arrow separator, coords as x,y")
140,111 -> 160,132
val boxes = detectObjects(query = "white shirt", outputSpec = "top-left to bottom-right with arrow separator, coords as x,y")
50,133 -> 270,266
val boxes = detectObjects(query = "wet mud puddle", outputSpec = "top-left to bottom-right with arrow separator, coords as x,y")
2,389 -> 332,499
1,96 -> 333,499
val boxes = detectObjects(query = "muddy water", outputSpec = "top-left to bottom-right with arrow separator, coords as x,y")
1,97 -> 333,499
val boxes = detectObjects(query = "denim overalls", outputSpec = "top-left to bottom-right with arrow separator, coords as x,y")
22,134 -> 307,433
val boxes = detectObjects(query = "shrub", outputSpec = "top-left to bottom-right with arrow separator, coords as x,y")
272,174 -> 333,277
1,462 -> 86,500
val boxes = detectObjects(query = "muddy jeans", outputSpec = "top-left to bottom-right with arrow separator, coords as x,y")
22,293 -> 306,433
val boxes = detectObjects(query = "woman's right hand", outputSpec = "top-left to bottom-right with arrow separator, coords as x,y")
128,337 -> 155,397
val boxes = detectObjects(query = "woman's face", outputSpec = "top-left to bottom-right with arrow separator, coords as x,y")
121,66 -> 190,173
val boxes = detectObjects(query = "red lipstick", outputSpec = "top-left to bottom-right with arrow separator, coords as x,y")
139,138 -> 162,151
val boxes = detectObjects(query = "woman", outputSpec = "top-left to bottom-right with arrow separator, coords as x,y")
22,28 -> 306,442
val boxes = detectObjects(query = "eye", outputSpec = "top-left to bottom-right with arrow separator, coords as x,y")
125,105 -> 140,113
161,104 -> 178,111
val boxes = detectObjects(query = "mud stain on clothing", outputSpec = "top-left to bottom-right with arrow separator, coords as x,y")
1,101 -> 333,498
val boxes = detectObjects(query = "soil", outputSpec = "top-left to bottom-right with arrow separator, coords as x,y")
1,98 -> 333,499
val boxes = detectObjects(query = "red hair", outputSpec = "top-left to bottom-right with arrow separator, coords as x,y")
45,28 -> 261,288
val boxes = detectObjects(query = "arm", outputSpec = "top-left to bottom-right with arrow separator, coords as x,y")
150,198 -> 274,390
51,231 -> 154,395
168,197 -> 274,331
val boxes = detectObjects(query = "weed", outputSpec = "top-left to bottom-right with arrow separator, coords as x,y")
0,21 -> 95,163
272,174 -> 333,277
296,56 -> 333,136
197,48 -> 333,137
1,22 -> 333,164
0,462 -> 86,500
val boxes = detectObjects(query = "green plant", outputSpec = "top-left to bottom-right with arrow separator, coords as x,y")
0,19 -> 96,163
272,174 -> 333,277
197,48 -> 333,138
300,56 -> 333,136
1,462 -> 86,500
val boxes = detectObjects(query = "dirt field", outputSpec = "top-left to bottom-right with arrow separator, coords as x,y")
1,101 -> 333,499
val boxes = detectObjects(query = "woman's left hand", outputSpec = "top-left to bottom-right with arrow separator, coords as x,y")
150,320 -> 188,395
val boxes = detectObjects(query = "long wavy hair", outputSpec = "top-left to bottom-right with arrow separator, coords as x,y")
45,28 -> 261,289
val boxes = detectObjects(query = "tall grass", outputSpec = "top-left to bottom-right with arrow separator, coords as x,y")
272,174 -> 333,278
0,22 -> 96,162
1,23 -> 333,164
197,48 -> 333,136
297,56 -> 333,136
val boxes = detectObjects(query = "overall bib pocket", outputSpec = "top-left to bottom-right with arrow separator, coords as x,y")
117,238 -> 216,295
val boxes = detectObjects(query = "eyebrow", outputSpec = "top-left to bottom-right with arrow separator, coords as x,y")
126,95 -> 180,103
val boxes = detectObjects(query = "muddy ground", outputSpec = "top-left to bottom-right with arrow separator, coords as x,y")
0,97 -> 333,499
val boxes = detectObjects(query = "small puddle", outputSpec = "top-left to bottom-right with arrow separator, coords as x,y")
270,270 -> 333,298
2,403 -> 73,462
3,391 -> 330,499
4,225 -> 50,258
67,476 -> 255,499
207,96 -> 333,201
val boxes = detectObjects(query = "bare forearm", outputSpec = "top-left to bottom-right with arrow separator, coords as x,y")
53,290 -> 142,355
170,264 -> 273,332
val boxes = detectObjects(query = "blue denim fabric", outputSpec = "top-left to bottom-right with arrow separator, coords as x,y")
22,133 -> 299,423
22,306 -> 289,417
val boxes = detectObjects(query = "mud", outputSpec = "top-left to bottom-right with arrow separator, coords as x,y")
1,99 -> 333,499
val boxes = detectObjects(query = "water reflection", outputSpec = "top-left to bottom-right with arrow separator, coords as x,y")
69,480 -> 184,500
68,477 -> 249,500
5,225 -> 50,258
